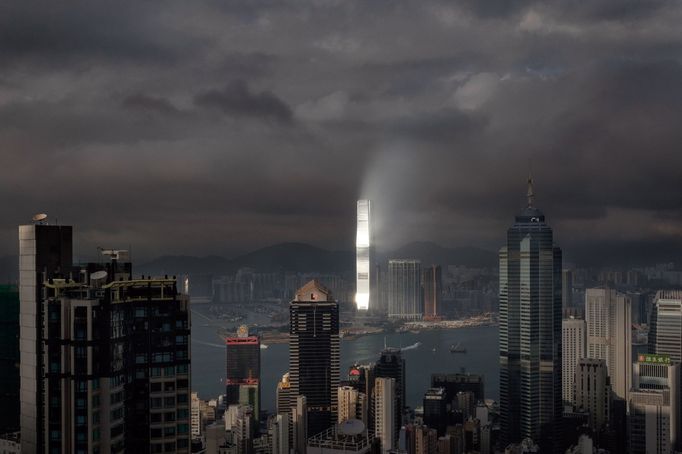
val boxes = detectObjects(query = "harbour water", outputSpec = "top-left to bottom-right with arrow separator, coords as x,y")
191,305 -> 499,412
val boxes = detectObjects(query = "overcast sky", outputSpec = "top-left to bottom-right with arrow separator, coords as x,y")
2,0 -> 682,263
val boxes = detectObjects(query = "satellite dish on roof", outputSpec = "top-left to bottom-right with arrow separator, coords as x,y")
90,270 -> 107,281
32,213 -> 48,223
337,419 -> 365,436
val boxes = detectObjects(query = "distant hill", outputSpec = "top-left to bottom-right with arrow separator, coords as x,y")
383,241 -> 497,268
137,241 -> 497,276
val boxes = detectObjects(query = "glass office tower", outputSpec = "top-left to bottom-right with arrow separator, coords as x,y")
356,200 -> 372,311
499,178 -> 562,453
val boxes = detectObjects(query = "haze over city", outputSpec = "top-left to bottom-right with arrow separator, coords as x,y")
2,1 -> 682,265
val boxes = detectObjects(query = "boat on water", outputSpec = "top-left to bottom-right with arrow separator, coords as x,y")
450,342 -> 466,353
260,344 -> 268,350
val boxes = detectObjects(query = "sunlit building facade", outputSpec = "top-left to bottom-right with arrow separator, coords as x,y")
356,200 -> 372,311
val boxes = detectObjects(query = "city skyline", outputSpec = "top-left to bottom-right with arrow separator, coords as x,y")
2,2 -> 682,264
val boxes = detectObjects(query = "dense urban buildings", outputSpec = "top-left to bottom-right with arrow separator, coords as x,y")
355,199 -> 372,311
573,359 -> 610,434
648,291 -> 682,362
226,325 -> 261,419
422,265 -> 442,320
498,179 -> 562,452
288,280 -> 340,437
562,317 -> 586,405
585,287 -> 632,403
431,373 -> 485,403
375,347 -> 405,442
388,259 -> 422,320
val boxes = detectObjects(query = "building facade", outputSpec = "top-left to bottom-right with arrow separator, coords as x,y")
289,281 -> 340,437
226,325 -> 261,419
585,287 -> 632,403
573,359 -> 610,433
422,265 -> 442,320
355,199 -> 373,311
562,317 -> 586,406
649,291 -> 682,362
498,179 -> 562,452
388,260 -> 422,320
374,377 -> 395,454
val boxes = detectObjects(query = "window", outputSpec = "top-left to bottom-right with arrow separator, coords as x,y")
176,364 -> 188,374
164,366 -> 175,376
151,367 -> 162,377
177,423 -> 189,434
177,409 -> 189,419
177,393 -> 188,404
165,411 -> 175,422
175,335 -> 188,345
164,396 -> 175,407
151,412 -> 162,423
177,439 -> 189,448
151,398 -> 163,409
151,382 -> 162,393
164,382 -> 175,392
136,354 -> 147,364
163,426 -> 175,437
177,379 -> 188,389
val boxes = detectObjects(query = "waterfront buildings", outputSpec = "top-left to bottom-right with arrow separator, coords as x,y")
573,359 -> 610,433
355,199 -> 373,311
585,287 -> 632,402
289,280 -> 340,437
648,291 -> 682,362
629,354 -> 680,453
374,377 -> 396,454
422,265 -> 442,320
226,325 -> 261,419
388,259 -> 422,320
498,177 -> 562,452
562,317 -> 586,405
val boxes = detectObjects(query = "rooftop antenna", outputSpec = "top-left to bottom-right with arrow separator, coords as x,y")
526,172 -> 535,208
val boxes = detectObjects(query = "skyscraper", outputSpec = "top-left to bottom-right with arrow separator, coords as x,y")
374,377 -> 395,454
289,280 -> 340,437
388,260 -> 422,320
422,265 -> 442,320
375,348 -> 405,441
585,287 -> 632,402
629,354 -> 680,453
562,317 -> 586,405
19,222 -> 72,453
356,199 -> 372,311
226,325 -> 261,419
498,177 -> 562,452
648,291 -> 682,362
422,388 -> 447,436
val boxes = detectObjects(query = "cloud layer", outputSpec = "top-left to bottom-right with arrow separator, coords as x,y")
2,0 -> 682,265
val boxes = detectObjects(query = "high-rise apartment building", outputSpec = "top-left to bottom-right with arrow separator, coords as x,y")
19,223 -> 192,453
337,386 -> 367,425
629,354 -> 680,453
226,325 -> 261,419
374,377 -> 395,454
388,260 -> 422,320
498,178 -> 562,452
422,265 -> 442,320
585,287 -> 632,403
648,291 -> 682,362
573,359 -> 610,433
289,280 -> 340,437
562,317 -> 586,405
356,199 -> 373,311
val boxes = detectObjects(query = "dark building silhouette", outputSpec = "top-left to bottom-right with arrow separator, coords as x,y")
498,177 -> 562,452
423,388 -> 447,436
0,285 -> 19,434
289,280 -> 340,437
430,373 -> 485,404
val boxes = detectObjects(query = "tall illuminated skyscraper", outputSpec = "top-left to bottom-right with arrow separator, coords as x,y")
356,199 -> 372,311
498,177 -> 562,453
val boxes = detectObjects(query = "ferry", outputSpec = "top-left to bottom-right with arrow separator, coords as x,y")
449,342 -> 467,353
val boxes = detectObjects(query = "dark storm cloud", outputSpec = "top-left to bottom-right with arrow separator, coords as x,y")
1,0 -> 682,265
194,80 -> 294,124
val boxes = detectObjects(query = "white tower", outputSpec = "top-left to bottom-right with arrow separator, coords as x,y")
355,199 -> 372,311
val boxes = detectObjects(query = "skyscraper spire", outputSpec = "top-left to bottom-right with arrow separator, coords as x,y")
527,173 -> 535,208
